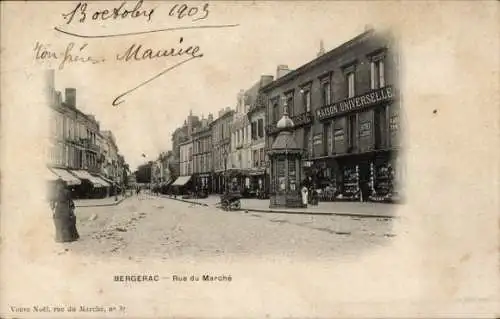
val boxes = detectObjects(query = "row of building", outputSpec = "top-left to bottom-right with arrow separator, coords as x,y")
45,70 -> 130,199
150,28 -> 404,202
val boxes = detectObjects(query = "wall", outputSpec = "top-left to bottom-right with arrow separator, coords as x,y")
264,30 -> 397,160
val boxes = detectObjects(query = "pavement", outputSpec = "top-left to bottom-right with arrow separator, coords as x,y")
159,194 -> 399,219
69,195 -> 396,260
74,195 -> 130,207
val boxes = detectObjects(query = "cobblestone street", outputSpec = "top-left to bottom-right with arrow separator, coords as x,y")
68,195 -> 397,261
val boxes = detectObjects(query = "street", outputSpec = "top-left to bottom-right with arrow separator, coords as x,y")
70,195 -> 396,261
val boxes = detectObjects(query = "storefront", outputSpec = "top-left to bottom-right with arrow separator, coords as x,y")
170,175 -> 193,195
195,172 -> 213,193
314,85 -> 403,202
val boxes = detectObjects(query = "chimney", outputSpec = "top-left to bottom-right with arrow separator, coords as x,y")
65,88 -> 76,108
260,75 -> 274,87
208,113 -> 214,123
317,40 -> 325,57
276,65 -> 290,79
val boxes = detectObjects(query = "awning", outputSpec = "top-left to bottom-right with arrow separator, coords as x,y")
248,169 -> 266,176
99,175 -> 114,184
92,176 -> 111,187
46,168 -> 59,181
70,170 -> 105,188
51,168 -> 82,186
171,176 -> 192,186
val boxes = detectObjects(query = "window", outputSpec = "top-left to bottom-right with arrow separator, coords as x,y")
347,72 -> 355,98
285,93 -> 294,116
253,150 -> 259,167
371,58 -> 385,89
302,89 -> 311,112
272,99 -> 279,123
321,81 -> 331,106
260,148 -> 264,164
258,119 -> 264,138
251,122 -> 256,140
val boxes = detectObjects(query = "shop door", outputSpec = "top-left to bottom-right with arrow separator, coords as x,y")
358,159 -> 371,200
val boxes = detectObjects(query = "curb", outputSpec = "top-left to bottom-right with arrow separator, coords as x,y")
158,195 -> 209,207
162,196 -> 395,219
75,196 -> 129,208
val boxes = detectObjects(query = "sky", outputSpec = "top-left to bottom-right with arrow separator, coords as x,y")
49,1 -> 393,170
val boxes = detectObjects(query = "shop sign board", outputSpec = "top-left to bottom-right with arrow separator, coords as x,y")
316,86 -> 394,120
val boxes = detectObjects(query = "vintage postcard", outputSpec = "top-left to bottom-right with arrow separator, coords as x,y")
0,1 -> 499,318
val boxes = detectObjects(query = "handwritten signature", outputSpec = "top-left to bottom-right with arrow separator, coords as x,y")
50,1 -> 238,106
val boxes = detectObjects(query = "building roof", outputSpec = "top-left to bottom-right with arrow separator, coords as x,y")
271,131 -> 300,151
261,29 -> 375,92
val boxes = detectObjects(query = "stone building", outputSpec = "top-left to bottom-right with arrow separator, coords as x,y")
192,114 -> 214,193
171,111 -> 201,178
229,90 -> 252,193
46,70 -> 112,198
211,108 -> 234,194
263,28 -> 403,202
246,75 -> 274,196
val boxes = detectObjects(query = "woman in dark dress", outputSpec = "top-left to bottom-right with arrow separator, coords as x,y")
52,179 -> 79,243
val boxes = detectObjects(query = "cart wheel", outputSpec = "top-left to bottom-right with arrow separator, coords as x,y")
234,201 -> 241,210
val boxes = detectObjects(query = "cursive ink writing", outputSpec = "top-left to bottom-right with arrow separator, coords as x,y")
116,37 -> 203,62
34,42 -> 59,60
62,0 -> 155,24
33,41 -> 105,69
58,42 -> 105,70
112,55 -> 202,107
169,3 -> 209,22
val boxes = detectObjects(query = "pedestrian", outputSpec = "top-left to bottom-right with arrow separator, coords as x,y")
301,184 -> 308,207
51,179 -> 79,243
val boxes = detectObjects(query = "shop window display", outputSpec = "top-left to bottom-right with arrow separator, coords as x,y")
339,165 -> 360,201
369,161 -> 394,202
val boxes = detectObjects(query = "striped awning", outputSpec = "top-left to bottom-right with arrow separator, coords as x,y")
70,170 -> 105,188
51,168 -> 82,186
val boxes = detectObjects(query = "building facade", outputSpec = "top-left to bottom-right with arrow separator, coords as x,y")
192,114 -> 213,193
171,111 -> 201,178
229,90 -> 252,192
101,130 -> 122,185
179,139 -> 193,177
264,29 -> 403,202
46,71 -> 114,198
46,70 -> 130,198
246,75 -> 274,196
211,108 -> 234,193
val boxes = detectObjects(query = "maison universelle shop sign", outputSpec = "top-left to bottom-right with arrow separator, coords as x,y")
316,86 -> 395,121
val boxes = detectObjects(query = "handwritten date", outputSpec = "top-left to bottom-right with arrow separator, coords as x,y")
62,0 -> 155,24
61,1 -> 210,25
